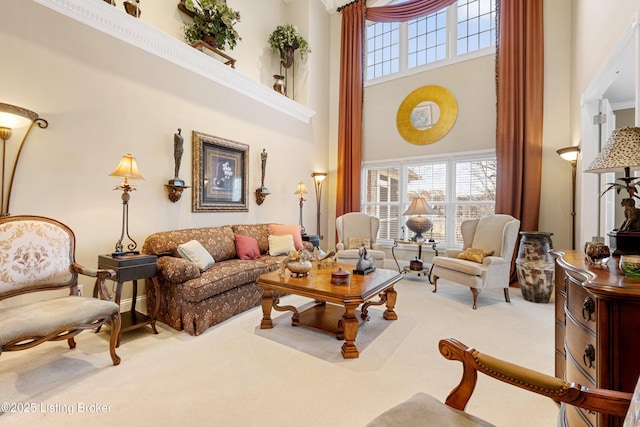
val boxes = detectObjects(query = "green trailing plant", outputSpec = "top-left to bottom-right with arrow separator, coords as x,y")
267,24 -> 311,60
183,0 -> 241,50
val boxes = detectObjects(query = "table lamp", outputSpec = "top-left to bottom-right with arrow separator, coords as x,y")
110,153 -> 144,256
403,197 -> 438,242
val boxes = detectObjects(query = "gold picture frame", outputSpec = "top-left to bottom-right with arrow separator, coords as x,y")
192,131 -> 249,212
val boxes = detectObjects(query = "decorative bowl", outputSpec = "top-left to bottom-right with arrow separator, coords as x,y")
619,255 -> 640,278
585,242 -> 610,266
286,260 -> 312,277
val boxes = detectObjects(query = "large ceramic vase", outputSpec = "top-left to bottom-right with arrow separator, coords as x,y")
515,231 -> 555,303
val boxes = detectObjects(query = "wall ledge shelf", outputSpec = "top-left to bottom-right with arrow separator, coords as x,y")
33,0 -> 316,123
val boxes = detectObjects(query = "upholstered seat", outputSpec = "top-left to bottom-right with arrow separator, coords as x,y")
431,215 -> 520,309
335,212 -> 385,268
0,215 -> 121,365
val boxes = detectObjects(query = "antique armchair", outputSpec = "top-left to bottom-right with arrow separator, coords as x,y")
431,214 -> 520,309
366,338 -> 636,426
0,215 -> 122,365
335,212 -> 386,268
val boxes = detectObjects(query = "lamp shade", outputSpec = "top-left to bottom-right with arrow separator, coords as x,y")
312,172 -> 327,183
0,103 -> 39,129
294,181 -> 308,195
556,146 -> 580,163
584,127 -> 640,173
109,153 -> 144,180
403,197 -> 438,216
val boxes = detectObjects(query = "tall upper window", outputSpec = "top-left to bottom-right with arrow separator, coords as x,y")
366,0 -> 497,82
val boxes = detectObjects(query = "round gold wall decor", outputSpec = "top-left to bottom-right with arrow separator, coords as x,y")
396,85 -> 458,145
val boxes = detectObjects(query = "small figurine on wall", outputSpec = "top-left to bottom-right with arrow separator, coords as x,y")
255,148 -> 270,205
170,128 -> 185,187
165,128 -> 189,203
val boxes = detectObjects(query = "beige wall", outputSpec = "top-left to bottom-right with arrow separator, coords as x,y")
1,0 -> 331,303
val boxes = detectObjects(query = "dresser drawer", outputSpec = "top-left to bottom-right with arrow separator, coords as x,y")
565,314 -> 597,385
566,279 -> 596,333
555,290 -> 566,324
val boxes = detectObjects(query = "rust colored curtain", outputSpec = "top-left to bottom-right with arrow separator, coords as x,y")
495,0 -> 544,233
336,0 -> 457,217
336,0 -> 366,217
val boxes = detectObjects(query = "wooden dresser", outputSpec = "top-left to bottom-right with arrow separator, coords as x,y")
552,250 -> 640,427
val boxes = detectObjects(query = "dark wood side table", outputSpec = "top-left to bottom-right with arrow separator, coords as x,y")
95,254 -> 159,339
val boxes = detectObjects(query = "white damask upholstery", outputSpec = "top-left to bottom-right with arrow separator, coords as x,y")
431,214 -> 520,309
335,213 -> 385,268
0,215 -> 122,366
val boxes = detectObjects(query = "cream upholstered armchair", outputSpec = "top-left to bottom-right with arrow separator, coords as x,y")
431,214 -> 520,309
0,215 -> 122,365
335,212 -> 386,268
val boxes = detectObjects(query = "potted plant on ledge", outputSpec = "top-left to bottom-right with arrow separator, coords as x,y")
183,0 -> 241,51
268,24 -> 311,69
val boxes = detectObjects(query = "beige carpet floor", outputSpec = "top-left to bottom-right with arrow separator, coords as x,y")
0,276 -> 559,426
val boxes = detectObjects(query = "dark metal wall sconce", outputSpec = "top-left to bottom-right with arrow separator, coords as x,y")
255,148 -> 270,205
165,128 -> 189,203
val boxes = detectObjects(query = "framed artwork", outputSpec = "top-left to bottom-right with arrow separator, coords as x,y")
192,131 -> 249,212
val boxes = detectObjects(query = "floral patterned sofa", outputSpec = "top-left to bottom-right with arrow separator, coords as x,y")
142,224 -> 306,336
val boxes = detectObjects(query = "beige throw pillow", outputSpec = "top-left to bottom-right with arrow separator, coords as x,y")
268,234 -> 296,256
348,237 -> 371,250
177,240 -> 215,271
456,248 -> 495,263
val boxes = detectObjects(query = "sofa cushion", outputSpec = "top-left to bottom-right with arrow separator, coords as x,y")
177,240 -> 215,271
157,256 -> 201,285
268,234 -> 296,256
232,224 -> 270,254
234,233 -> 260,260
269,224 -> 304,251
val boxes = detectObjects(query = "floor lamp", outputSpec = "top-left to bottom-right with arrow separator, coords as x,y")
557,146 -> 580,250
294,180 -> 308,235
311,172 -> 327,239
0,103 -> 48,217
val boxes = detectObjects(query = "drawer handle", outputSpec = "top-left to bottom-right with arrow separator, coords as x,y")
582,297 -> 594,321
583,344 -> 595,368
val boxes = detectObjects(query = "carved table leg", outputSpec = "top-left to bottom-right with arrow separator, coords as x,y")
383,286 -> 398,320
260,289 -> 274,329
341,302 -> 360,359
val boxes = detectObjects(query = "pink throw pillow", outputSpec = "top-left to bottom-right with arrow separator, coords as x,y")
234,233 -> 261,260
269,224 -> 304,251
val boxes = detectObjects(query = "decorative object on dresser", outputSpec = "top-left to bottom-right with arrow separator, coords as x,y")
166,128 -> 189,202
403,196 -> 439,242
311,171 -> 327,239
551,249 -> 640,426
584,127 -> 640,255
255,149 -> 270,205
366,338 -> 635,427
431,215 -> 520,309
294,180 -> 308,235
0,102 -> 48,216
0,215 -> 121,366
584,241 -> 611,266
515,231 -> 554,303
109,153 -> 144,256
556,145 -> 580,249
192,131 -> 248,212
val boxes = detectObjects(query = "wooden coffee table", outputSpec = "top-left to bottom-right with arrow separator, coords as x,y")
257,264 -> 402,359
